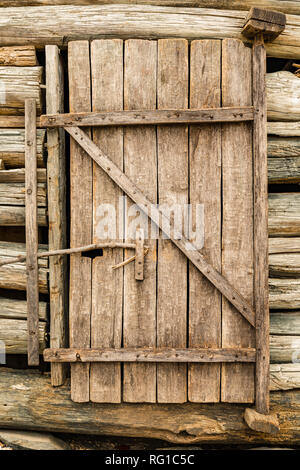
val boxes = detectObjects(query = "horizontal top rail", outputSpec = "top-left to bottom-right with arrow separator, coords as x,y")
40,107 -> 254,128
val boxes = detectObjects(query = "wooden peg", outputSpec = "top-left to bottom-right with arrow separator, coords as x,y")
242,8 -> 286,42
135,228 -> 144,281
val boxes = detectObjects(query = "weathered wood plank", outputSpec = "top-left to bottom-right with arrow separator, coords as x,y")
0,6 -> 299,59
188,39 -> 221,403
269,253 -> 300,277
44,348 -> 256,363
270,311 -> 300,335
25,98 -> 39,366
41,107 -> 254,127
253,34 -> 269,414
46,45 -> 67,387
0,67 -> 42,115
0,296 -> 47,321
123,39 -> 157,403
0,129 -> 45,168
269,278 -> 300,310
156,38 -> 188,404
90,39 -> 123,403
0,183 -> 46,206
0,319 -> 46,354
0,168 -> 46,183
0,206 -> 47,226
268,136 -> 300,183
68,41 -> 92,402
221,39 -> 254,404
270,335 -> 300,363
1,368 -> 300,445
269,193 -> 300,237
268,122 -> 300,137
267,72 -> 300,121
0,116 -> 41,128
0,46 -> 37,66
270,363 -> 300,391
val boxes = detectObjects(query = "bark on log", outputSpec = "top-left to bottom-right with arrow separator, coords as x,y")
0,46 -> 37,66
271,311 -> 300,335
0,296 -> 47,321
0,67 -> 42,115
270,335 -> 300,363
0,129 -> 45,168
0,206 -> 47,226
268,122 -> 300,137
0,183 -> 46,206
0,169 -> 46,183
270,364 -> 300,391
0,1 -> 297,16
0,6 -> 298,59
267,72 -> 300,121
268,136 -> 300,183
269,193 -> 300,237
0,368 -> 300,444
0,242 -> 48,293
269,278 -> 300,310
0,319 -> 46,354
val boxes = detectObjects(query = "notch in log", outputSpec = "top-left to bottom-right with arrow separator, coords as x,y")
242,8 -> 286,42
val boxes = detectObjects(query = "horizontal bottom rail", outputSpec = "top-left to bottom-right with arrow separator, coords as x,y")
44,347 -> 256,363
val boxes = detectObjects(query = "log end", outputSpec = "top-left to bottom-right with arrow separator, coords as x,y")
244,407 -> 280,434
242,8 -> 286,42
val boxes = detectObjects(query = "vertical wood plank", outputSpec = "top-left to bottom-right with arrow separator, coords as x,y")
90,39 -> 123,403
69,41 -> 92,402
253,35 -> 269,414
25,98 -> 39,366
221,38 -> 255,403
188,40 -> 222,402
46,45 -> 67,386
157,38 -> 188,403
123,39 -> 157,403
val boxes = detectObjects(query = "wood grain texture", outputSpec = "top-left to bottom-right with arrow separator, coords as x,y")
0,296 -> 47,321
268,136 -> 300,183
270,335 -> 300,363
25,98 -> 39,366
0,129 -> 45,168
270,363 -> 300,391
269,193 -> 300,236
0,5 -> 299,59
221,39 -> 255,403
0,168 -> 46,183
68,41 -> 92,402
269,253 -> 300,277
188,40 -> 222,403
0,46 -> 37,66
90,39 -> 123,403
0,182 -> 46,206
0,206 -> 47,226
268,122 -> 300,137
269,278 -> 300,310
46,45 -> 67,386
156,38 -> 188,403
267,72 -> 300,121
0,116 -> 41,128
0,67 -> 42,115
0,318 -> 46,354
123,40 -> 157,403
270,311 -> 300,335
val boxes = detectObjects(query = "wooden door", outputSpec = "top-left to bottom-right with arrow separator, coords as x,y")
66,38 -> 258,404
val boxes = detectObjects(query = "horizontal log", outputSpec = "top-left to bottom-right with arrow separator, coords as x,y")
270,364 -> 300,391
0,242 -> 48,293
44,347 -> 256,363
0,319 -> 46,354
268,193 -> 300,236
0,183 -> 46,206
268,136 -> 300,183
0,368 -> 300,444
41,107 -> 254,127
0,129 -> 45,168
269,254 -> 300,278
0,46 -> 37,66
270,335 -> 300,363
0,117 -> 41,128
267,72 -> 300,121
0,296 -> 47,321
0,206 -> 47,226
270,311 -> 300,335
269,278 -> 300,310
268,122 -> 300,137
269,237 -> 300,254
0,67 -> 42,115
0,6 -> 299,59
0,168 -> 46,183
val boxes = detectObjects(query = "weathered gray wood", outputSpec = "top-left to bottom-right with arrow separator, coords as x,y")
268,122 -> 300,137
268,136 -> 300,183
0,67 -> 42,115
0,116 -> 41,128
44,347 -> 256,363
269,278 -> 300,310
135,228 -> 144,281
123,39 -> 157,403
0,318 -> 46,354
0,182 -> 46,206
1,368 -> 300,445
0,241 -> 48,293
269,253 -> 300,277
0,206 -> 47,226
90,39 -> 123,403
221,38 -> 254,404
0,129 -> 45,168
0,46 -> 37,66
0,5 -> 299,59
244,407 -> 280,434
46,45 -> 67,387
68,41 -> 92,403
25,98 -> 39,366
0,296 -> 47,321
269,193 -> 300,236
156,38 -> 188,404
0,168 -> 46,183
189,39 -> 221,403
270,311 -> 300,335
268,136 -> 300,157
0,430 -> 69,451
270,363 -> 300,391
41,107 -> 254,127
270,335 -> 300,363
267,72 -> 300,121
252,34 -> 269,415
242,8 -> 286,42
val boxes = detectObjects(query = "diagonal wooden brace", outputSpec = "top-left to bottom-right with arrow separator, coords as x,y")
65,126 -> 255,327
